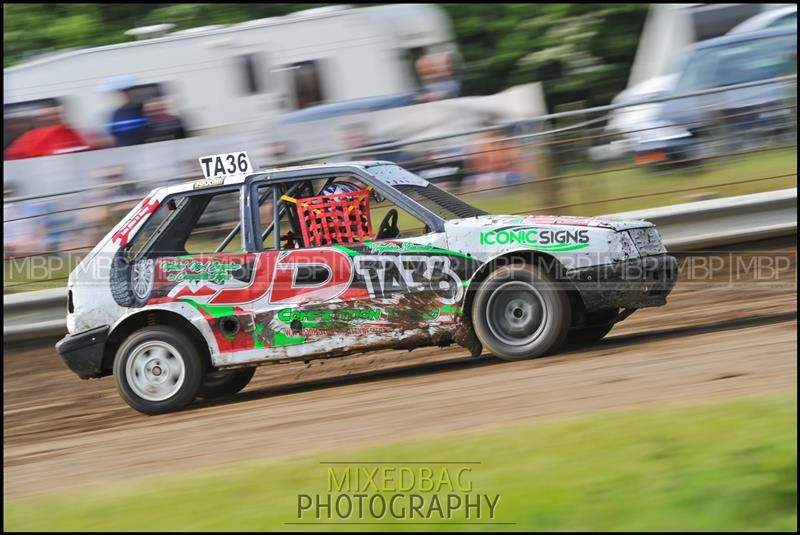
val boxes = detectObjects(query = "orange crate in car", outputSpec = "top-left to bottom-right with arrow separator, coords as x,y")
291,189 -> 374,248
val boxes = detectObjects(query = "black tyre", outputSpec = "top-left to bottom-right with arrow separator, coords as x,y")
113,325 -> 204,415
571,323 -> 615,345
565,308 -> 619,348
110,249 -> 154,308
197,367 -> 256,400
472,264 -> 570,361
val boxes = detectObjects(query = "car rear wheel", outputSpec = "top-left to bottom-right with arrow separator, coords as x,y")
472,265 -> 570,361
113,326 -> 204,415
197,367 -> 256,400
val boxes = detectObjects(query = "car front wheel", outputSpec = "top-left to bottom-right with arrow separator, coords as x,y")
472,264 -> 570,361
113,326 -> 204,415
564,308 -> 619,349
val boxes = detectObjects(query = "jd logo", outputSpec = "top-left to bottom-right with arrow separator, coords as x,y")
209,249 -> 352,305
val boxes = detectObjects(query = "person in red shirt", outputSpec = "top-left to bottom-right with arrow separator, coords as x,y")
4,106 -> 91,160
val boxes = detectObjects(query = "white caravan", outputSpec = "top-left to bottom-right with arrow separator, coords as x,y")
3,4 -> 456,137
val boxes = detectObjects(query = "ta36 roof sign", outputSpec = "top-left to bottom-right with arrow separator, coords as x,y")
198,151 -> 254,180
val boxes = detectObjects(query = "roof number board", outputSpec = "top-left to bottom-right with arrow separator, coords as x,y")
198,151 -> 254,181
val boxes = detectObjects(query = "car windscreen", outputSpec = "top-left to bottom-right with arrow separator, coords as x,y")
675,35 -> 796,94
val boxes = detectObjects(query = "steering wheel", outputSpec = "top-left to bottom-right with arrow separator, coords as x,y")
279,230 -> 299,249
376,209 -> 400,240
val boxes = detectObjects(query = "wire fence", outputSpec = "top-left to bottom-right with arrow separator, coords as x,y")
4,74 -> 797,291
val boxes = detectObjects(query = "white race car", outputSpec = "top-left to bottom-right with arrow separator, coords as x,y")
57,155 -> 677,414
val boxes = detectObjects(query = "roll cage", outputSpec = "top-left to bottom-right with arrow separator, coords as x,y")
129,163 -> 479,261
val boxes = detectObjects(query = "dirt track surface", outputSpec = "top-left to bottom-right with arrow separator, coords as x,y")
4,240 -> 797,500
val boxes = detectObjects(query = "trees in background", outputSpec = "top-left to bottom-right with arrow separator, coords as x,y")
444,4 -> 648,107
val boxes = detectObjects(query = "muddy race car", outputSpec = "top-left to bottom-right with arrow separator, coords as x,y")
56,154 -> 677,414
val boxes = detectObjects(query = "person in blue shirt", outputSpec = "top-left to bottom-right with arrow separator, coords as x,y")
108,87 -> 148,147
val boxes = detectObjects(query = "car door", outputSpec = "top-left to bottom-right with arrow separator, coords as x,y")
239,175 -> 465,357
145,185 -> 273,354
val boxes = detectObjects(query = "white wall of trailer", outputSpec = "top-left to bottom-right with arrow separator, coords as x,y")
3,4 -> 454,135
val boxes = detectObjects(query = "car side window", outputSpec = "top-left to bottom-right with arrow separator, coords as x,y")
772,11 -> 797,29
129,187 -> 244,259
183,189 -> 244,254
254,184 -> 278,250
257,175 -> 433,251
256,179 -> 316,251
675,49 -> 719,93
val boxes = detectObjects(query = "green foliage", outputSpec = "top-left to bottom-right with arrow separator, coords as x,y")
3,3 -> 649,106
442,3 -> 649,107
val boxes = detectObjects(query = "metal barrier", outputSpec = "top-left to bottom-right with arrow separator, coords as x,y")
4,188 -> 796,343
605,188 -> 798,250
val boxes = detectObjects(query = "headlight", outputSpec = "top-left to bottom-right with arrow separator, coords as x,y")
627,227 -> 666,256
609,231 -> 640,262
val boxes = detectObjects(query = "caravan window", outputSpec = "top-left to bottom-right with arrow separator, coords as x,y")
129,83 -> 164,104
291,60 -> 325,109
239,53 -> 262,95
4,98 -> 62,151
403,47 -> 427,89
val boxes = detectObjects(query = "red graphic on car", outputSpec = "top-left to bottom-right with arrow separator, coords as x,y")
111,196 -> 160,246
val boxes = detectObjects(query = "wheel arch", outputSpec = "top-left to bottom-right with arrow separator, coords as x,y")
461,249 -> 586,324
102,309 -> 213,375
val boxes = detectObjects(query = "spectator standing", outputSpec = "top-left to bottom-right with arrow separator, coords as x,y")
4,106 -> 90,160
3,184 -> 47,258
106,78 -> 149,147
414,52 -> 461,103
143,99 -> 188,143
467,127 -> 525,190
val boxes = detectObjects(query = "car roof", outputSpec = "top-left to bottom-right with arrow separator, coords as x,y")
691,25 -> 796,51
152,160 -> 400,198
250,160 -> 392,177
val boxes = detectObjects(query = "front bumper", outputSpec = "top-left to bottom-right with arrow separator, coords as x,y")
633,137 -> 695,165
567,254 -> 678,312
55,325 -> 110,379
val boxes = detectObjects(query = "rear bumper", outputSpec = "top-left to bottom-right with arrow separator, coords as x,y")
55,325 -> 110,379
567,254 -> 678,312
